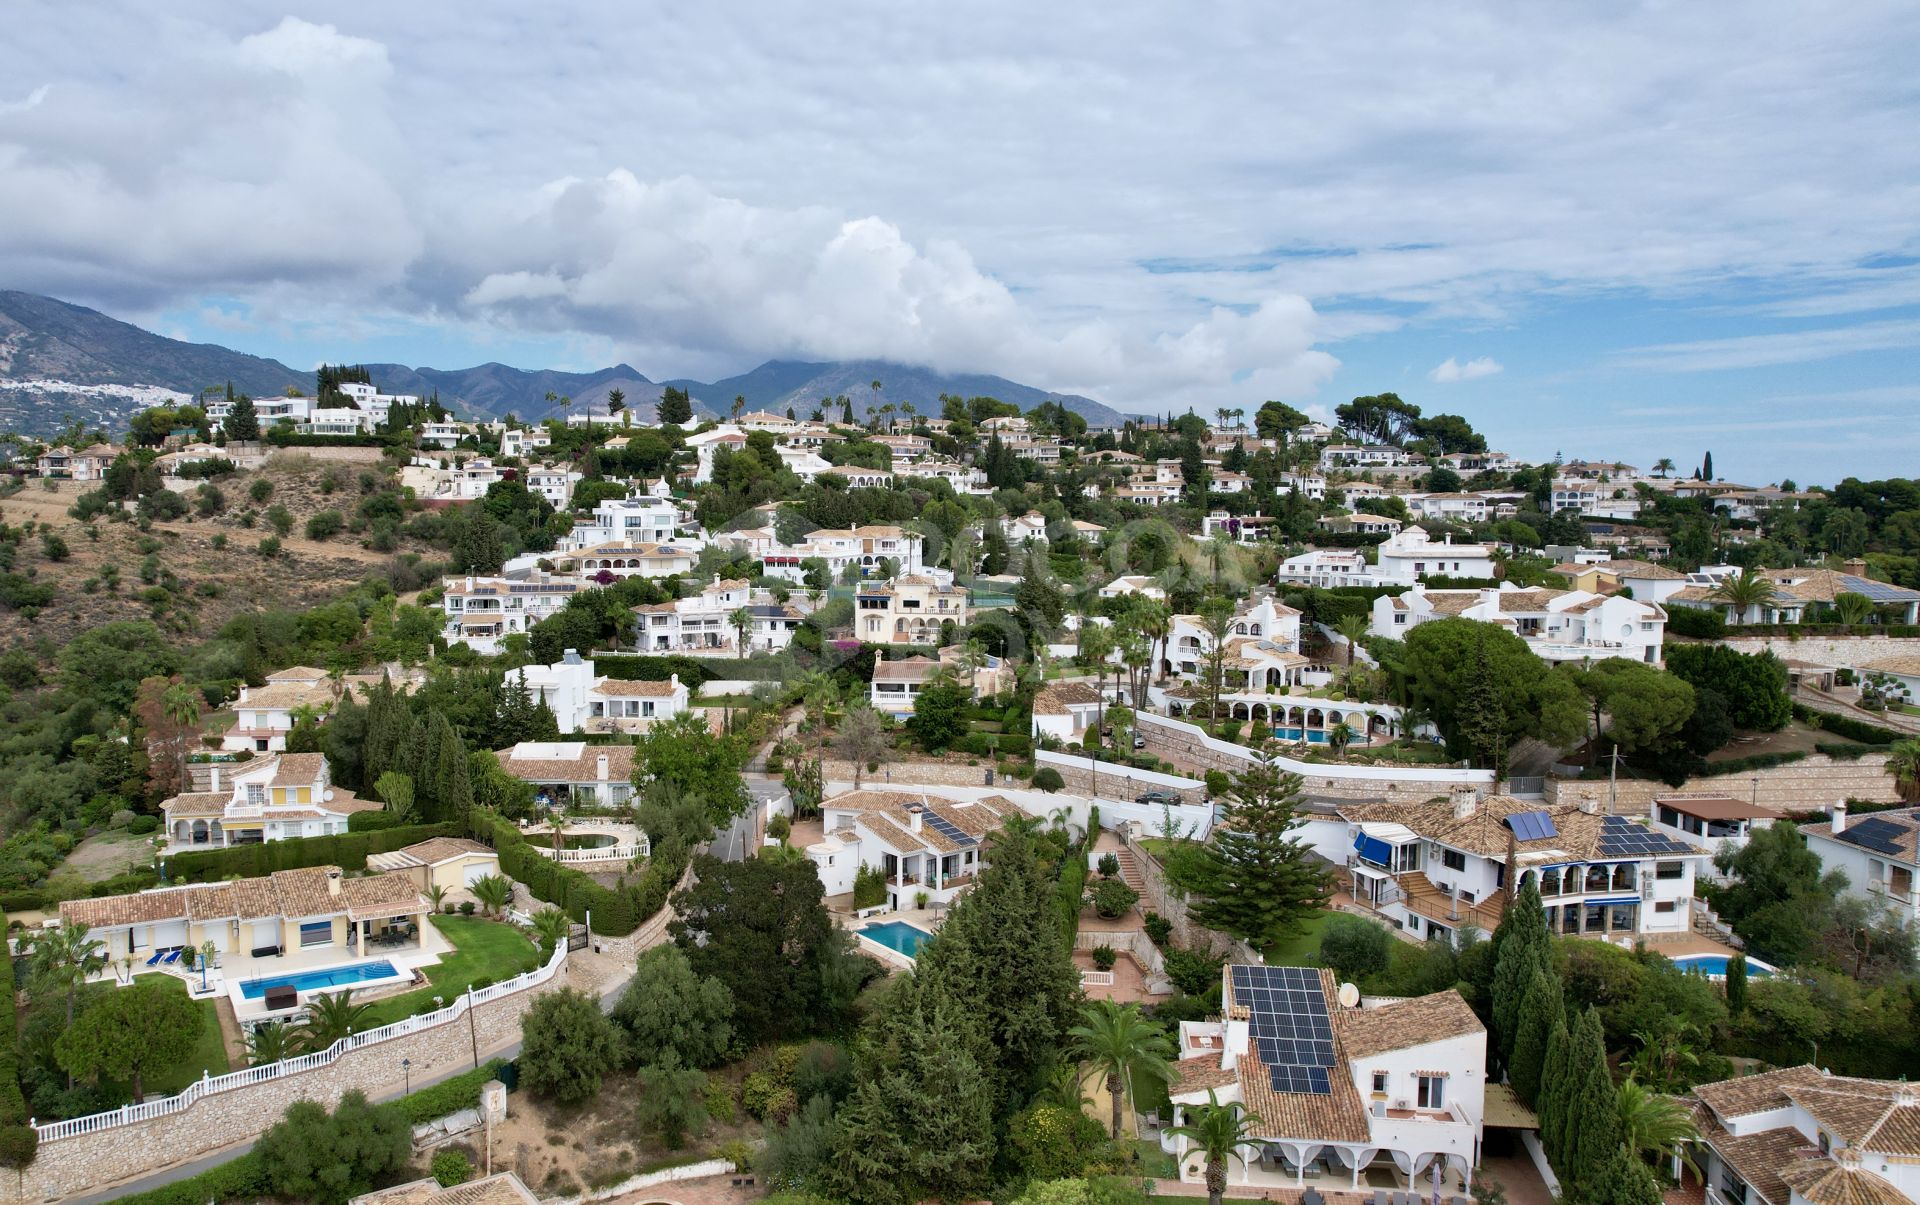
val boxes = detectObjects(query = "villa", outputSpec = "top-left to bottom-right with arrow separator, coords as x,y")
440,572 -> 586,653
1370,582 -> 1667,665
366,837 -> 502,894
869,656 -> 944,718
1800,803 -> 1920,928
36,443 -> 121,480
1277,526 -> 1497,590
1684,1065 -> 1920,1205
492,740 -> 638,808
855,576 -> 969,645
1168,965 -> 1485,1194
1030,681 -> 1106,744
558,494 -> 686,552
807,791 -> 1017,911
1165,595 -> 1304,680
631,579 -> 801,653
162,753 -> 382,850
1647,793 -> 1779,872
1665,561 -> 1920,626
505,650 -> 690,734
569,540 -> 699,580
1313,791 -> 1701,947
218,666 -> 342,753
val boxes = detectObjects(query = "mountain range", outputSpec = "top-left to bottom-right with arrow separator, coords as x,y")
0,290 -> 1127,436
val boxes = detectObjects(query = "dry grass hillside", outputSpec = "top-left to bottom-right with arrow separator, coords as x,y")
0,451 -> 448,644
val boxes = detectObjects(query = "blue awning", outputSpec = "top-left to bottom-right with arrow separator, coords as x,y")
1353,833 -> 1394,866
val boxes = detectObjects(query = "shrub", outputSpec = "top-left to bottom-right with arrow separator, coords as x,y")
768,813 -> 791,842
128,814 -> 160,835
1090,877 -> 1138,919
459,900 -> 476,915
1143,911 -> 1173,946
741,1070 -> 783,1119
1163,946 -> 1226,996
304,510 -> 345,540
851,863 -> 887,910
431,1150 -> 474,1187
397,1060 -> 508,1126
1318,914 -> 1392,981
1091,945 -> 1117,971
1032,767 -> 1065,792
257,535 -> 281,558
1097,852 -> 1120,877
113,1152 -> 269,1205
1204,770 -> 1230,797
249,478 -> 274,504
705,1080 -> 737,1124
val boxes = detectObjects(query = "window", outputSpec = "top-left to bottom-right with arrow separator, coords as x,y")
1417,1075 -> 1445,1109
247,785 -> 265,805
1654,900 -> 1676,914
1655,862 -> 1685,880
1372,1072 -> 1388,1093
1441,848 -> 1466,872
299,921 -> 333,948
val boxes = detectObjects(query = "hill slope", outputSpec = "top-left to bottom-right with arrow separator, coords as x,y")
0,291 -> 1129,434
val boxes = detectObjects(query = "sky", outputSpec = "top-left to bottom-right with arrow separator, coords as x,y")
2,2 -> 1918,485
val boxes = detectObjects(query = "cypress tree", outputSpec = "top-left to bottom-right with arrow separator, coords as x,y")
1457,631 -> 1508,777
1509,968 -> 1561,1105
1490,882 -> 1551,1068
1563,1006 -> 1622,1193
433,716 -> 473,824
1538,1013 -> 1572,1166
1588,1146 -> 1664,1205
1725,953 -> 1748,1016
225,393 -> 259,441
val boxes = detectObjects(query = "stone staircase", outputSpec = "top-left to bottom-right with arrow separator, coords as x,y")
1114,846 -> 1146,895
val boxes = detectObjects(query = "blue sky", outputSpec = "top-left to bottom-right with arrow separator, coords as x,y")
4,2 -> 1919,485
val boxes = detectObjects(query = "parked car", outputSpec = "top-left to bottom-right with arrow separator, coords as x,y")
1133,734 -> 1147,750
1136,789 -> 1181,806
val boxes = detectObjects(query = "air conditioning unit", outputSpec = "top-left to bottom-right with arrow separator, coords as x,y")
1394,1099 -> 1411,1110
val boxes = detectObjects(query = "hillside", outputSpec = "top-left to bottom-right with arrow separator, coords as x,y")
0,290 -> 1131,435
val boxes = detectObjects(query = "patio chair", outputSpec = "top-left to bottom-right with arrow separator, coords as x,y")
145,950 -> 164,967
162,948 -> 182,965
1372,1191 -> 1390,1205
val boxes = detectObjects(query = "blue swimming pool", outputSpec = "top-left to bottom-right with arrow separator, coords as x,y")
240,958 -> 402,999
1671,954 -> 1776,979
860,921 -> 936,959
1273,727 -> 1331,744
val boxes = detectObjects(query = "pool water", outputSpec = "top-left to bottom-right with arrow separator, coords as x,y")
1272,727 -> 1331,744
1670,954 -> 1775,978
240,958 -> 403,999
860,921 -> 936,959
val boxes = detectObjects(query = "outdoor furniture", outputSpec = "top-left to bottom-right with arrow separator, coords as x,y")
1373,1191 -> 1390,1205
1301,1189 -> 1326,1205
263,985 -> 298,1012
162,948 -> 182,964
144,950 -> 164,966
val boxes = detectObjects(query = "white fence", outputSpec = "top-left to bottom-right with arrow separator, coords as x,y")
1080,970 -> 1115,987
1135,711 -> 1495,786
33,941 -> 568,1143
535,842 -> 645,864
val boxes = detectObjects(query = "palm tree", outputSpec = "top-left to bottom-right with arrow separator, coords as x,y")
1709,569 -> 1776,624
1653,458 -> 1676,479
1335,613 -> 1370,661
1034,1060 -> 1094,1111
732,394 -> 746,420
1140,601 -> 1171,683
245,1020 -> 297,1067
424,883 -> 449,914
471,873 -> 513,918
606,387 -> 627,427
530,906 -> 571,955
960,638 -> 987,694
546,815 -> 566,855
1886,740 -> 1920,803
1629,1016 -> 1702,1092
869,380 -> 882,426
1616,1078 -> 1700,1178
1329,720 -> 1356,760
1068,999 -> 1175,1139
1831,591 -> 1875,626
730,606 -> 753,653
30,921 -> 106,1026
1168,1091 -> 1263,1205
299,990 -> 374,1052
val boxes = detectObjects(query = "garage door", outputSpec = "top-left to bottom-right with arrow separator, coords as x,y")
464,859 -> 496,886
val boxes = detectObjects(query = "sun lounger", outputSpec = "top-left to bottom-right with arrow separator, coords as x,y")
1373,1191 -> 1390,1205
145,950 -> 164,966
162,948 -> 182,964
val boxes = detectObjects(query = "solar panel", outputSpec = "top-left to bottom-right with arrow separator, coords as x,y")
920,810 -> 976,848
1841,576 -> 1919,603
1840,817 -> 1910,857
1596,816 -> 1695,859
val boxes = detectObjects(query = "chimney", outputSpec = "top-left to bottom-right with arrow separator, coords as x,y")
326,869 -> 342,897
1843,558 -> 1868,577
907,804 -> 925,833
210,767 -> 221,793
669,673 -> 680,692
1580,793 -> 1600,815
1451,787 -> 1477,820
596,754 -> 609,783
563,648 -> 582,665
1832,801 -> 1848,834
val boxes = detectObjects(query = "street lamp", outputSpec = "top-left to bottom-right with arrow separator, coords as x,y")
402,1057 -> 412,1095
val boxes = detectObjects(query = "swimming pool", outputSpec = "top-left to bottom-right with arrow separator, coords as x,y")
860,921 -> 936,960
1670,953 -> 1776,979
1272,727 -> 1331,744
240,958 -> 403,999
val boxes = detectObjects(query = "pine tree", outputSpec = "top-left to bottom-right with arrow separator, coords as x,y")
1180,742 -> 1334,947
1563,1006 -> 1623,1193
454,505 -> 505,574
1490,882 -> 1551,1068
1456,630 -> 1508,778
224,393 -> 259,441
656,385 -> 693,426
825,978 -> 996,1205
914,832 -> 1080,1115
1538,1014 -> 1572,1166
1509,967 -> 1561,1105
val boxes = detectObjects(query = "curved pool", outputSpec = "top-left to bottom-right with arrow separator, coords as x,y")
1670,953 -> 1776,978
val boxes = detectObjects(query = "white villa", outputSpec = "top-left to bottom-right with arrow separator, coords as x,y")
1648,793 -> 1780,870
499,426 -> 552,459
1801,804 -> 1920,928
855,576 -> 969,645
571,541 -> 699,580
631,579 -> 802,653
725,524 -> 927,583
1278,527 -> 1497,590
1371,582 -> 1667,665
219,666 -> 341,753
1321,444 -> 1420,470
505,651 -> 691,734
1686,1066 -> 1920,1205
807,791 -> 1017,911
492,740 -> 638,808
869,656 -> 944,718
558,494 -> 687,552
440,572 -> 586,653
162,753 -> 382,850
1168,966 -> 1485,1195
1029,682 -> 1105,744
1311,792 -> 1701,947
1165,595 -> 1304,680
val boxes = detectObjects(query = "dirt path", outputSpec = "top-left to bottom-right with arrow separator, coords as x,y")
57,829 -> 155,882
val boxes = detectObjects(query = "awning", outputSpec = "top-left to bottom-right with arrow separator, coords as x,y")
1483,1083 -> 1538,1130
1353,832 -> 1394,866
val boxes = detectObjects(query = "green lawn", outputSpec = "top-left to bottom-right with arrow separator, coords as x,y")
136,975 -> 230,1095
1260,910 -> 1336,966
1133,1137 -> 1177,1178
360,915 -> 544,1027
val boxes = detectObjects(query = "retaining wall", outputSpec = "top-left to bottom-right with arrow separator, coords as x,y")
1134,712 -> 1494,801
1120,830 -> 1261,966
1719,634 -> 1920,668
1542,752 -> 1901,814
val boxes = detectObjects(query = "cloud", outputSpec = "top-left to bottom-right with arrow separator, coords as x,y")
1609,319 -> 1920,373
0,85 -> 47,116
1428,355 -> 1503,383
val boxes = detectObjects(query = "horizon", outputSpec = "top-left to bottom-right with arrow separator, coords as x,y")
4,4 -> 1919,483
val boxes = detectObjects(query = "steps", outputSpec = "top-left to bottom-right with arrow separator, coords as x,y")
1114,846 -> 1147,895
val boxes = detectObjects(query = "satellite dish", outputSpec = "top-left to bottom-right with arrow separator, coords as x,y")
323,789 -> 336,802
1337,982 -> 1361,1008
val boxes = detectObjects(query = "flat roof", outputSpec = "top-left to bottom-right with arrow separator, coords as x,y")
1654,794 -> 1779,821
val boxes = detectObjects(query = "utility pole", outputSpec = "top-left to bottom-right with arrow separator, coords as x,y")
1608,745 -> 1623,813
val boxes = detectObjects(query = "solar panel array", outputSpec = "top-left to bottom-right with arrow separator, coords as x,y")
1595,815 -> 1696,859
1507,811 -> 1559,842
1837,816 -> 1911,857
1230,965 -> 1336,1096
1839,575 -> 1920,604
919,809 -> 977,848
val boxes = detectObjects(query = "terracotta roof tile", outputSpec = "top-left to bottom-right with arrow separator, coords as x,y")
1339,991 -> 1484,1059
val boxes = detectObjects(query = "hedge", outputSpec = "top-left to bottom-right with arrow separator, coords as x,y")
1693,751 -> 1809,776
163,822 -> 458,883
1664,608 -> 1727,639
1815,742 -> 1882,761
397,1058 -> 509,1126
0,954 -> 32,1170
1793,703 -> 1903,746
347,810 -> 408,832
588,653 -> 790,686
470,812 -> 650,935
1723,622 -> 1920,638
263,427 -> 389,449
111,1153 -> 270,1205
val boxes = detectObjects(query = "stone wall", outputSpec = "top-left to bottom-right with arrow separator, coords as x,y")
822,759 -> 1007,790
1542,752 -> 1901,815
1135,714 -> 1491,801
10,968 -> 570,1203
1719,634 -> 1920,668
1045,760 -> 1207,806
1120,830 -> 1261,966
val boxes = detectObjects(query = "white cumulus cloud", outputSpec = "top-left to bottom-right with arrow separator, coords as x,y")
1429,356 -> 1504,383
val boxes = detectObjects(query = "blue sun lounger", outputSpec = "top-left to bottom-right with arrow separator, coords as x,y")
162,948 -> 183,965
145,950 -> 164,966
